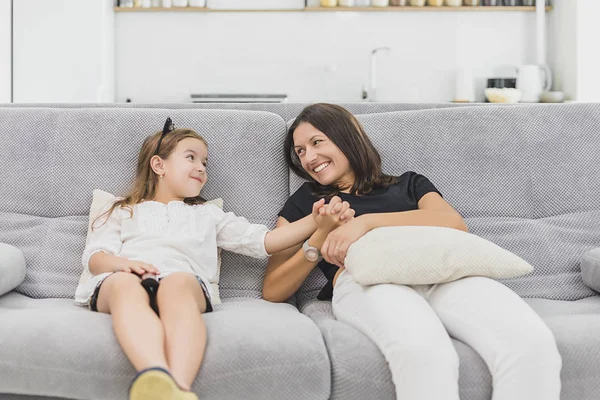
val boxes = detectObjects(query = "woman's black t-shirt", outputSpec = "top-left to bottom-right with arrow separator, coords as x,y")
278,171 -> 442,300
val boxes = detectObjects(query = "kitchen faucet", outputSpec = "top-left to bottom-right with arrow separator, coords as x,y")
362,46 -> 391,102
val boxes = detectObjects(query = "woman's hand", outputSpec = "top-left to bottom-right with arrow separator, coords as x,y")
321,217 -> 370,268
113,258 -> 159,276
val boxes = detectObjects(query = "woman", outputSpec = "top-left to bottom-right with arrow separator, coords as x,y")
263,103 -> 561,400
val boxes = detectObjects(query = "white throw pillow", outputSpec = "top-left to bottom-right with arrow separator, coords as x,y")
83,189 -> 224,305
344,226 -> 533,286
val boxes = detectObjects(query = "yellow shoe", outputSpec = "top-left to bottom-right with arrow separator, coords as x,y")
129,367 -> 199,400
183,391 -> 199,400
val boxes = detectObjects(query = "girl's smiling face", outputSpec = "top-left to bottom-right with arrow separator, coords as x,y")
155,137 -> 208,201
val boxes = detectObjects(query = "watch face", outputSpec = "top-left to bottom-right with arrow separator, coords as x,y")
306,249 -> 319,262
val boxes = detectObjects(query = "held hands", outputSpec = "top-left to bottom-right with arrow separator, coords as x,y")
311,196 -> 356,232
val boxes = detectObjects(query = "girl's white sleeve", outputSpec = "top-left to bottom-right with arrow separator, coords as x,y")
209,205 -> 270,259
81,206 -> 124,272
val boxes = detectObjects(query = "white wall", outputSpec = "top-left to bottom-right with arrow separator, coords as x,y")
548,0 -> 600,102
0,0 -> 11,103
13,0 -> 115,103
575,0 -> 600,102
116,10 -> 539,103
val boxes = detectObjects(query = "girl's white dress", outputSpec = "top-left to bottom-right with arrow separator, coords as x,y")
74,200 -> 269,307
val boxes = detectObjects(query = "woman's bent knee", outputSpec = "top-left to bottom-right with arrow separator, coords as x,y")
497,324 -> 562,373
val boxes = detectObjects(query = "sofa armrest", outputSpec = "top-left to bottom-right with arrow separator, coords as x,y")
0,243 -> 26,296
581,248 -> 600,293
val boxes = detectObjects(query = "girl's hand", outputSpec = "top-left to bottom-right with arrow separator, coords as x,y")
113,258 -> 159,276
321,217 -> 370,268
316,197 -> 354,232
311,198 -> 326,220
312,196 -> 343,220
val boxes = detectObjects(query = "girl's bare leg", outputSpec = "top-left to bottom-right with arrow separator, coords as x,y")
96,272 -> 169,371
157,272 -> 208,391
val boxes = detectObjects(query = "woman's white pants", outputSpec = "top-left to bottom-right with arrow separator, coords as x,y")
331,271 -> 562,400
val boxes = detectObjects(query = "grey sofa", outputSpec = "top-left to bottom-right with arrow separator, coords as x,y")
1,103 -> 600,400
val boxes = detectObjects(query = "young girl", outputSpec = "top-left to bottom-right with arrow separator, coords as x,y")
264,104 -> 562,400
76,118 -> 354,400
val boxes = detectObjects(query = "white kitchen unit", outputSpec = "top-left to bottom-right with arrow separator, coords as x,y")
13,0 -> 114,103
0,0 -> 11,103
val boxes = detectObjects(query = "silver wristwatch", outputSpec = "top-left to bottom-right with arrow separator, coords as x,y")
303,239 -> 323,263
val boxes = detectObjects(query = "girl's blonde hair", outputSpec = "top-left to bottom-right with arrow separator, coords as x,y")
92,128 -> 208,230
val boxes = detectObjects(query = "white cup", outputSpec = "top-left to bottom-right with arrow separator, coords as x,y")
454,68 -> 475,102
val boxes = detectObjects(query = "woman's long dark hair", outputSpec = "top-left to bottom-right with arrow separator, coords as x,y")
285,103 -> 397,198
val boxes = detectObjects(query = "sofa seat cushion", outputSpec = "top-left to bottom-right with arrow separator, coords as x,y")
0,297 -> 330,400
526,296 -> 600,399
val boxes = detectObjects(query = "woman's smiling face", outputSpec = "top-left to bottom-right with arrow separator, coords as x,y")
292,122 -> 355,191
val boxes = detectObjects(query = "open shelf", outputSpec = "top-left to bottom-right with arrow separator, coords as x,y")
306,5 -> 552,11
114,5 -> 553,12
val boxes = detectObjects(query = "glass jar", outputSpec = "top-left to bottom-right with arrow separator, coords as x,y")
428,0 -> 444,5
409,0 -> 426,5
445,0 -> 462,5
355,0 -> 371,4
339,0 -> 355,5
390,0 -> 407,4
372,0 -> 389,5
321,0 -> 338,6
463,0 -> 480,4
